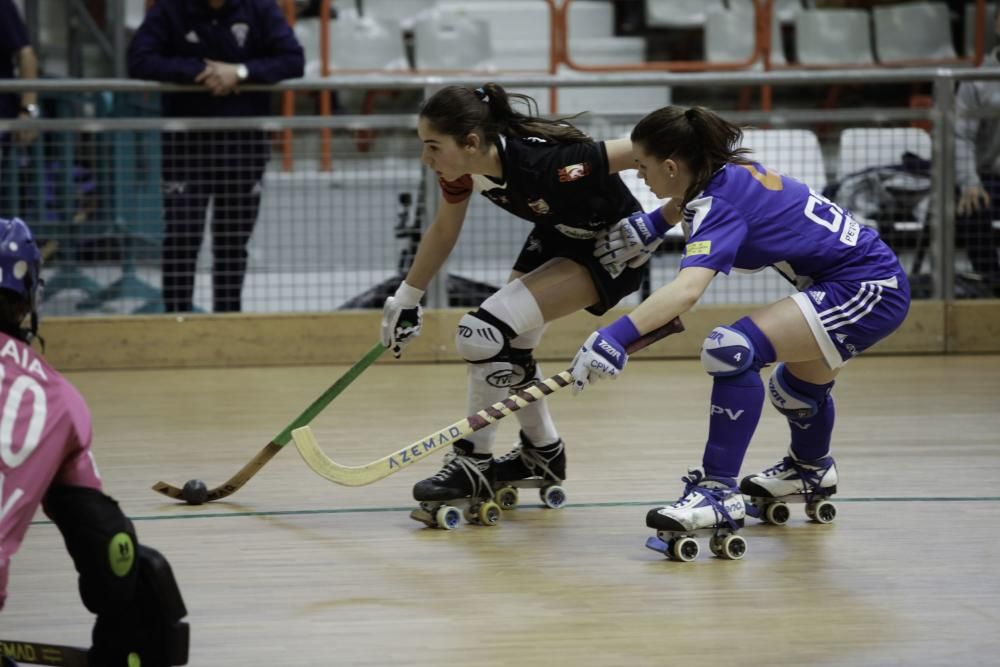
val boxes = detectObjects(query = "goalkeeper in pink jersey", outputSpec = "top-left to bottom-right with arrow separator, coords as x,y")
0,217 -> 189,666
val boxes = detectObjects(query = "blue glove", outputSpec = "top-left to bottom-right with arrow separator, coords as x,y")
593,208 -> 669,272
570,317 -> 640,394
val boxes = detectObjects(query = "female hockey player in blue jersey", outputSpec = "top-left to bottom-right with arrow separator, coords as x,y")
570,106 -> 911,560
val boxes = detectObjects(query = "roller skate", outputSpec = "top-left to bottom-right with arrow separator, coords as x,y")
645,468 -> 747,562
492,431 -> 567,510
740,451 -> 838,525
410,440 -> 502,530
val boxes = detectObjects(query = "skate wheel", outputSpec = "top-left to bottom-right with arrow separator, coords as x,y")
807,499 -> 837,524
477,501 -> 502,526
495,486 -> 519,510
719,534 -> 747,560
764,501 -> 790,526
435,505 -> 462,530
670,536 -> 699,562
540,485 -> 566,509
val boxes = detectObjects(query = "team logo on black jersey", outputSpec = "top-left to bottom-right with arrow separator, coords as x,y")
527,198 -> 551,215
231,23 -> 249,48
557,162 -> 591,182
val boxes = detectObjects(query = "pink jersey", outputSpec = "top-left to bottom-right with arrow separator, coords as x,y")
0,332 -> 100,611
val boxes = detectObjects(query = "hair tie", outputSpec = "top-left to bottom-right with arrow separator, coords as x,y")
474,87 -> 490,104
684,108 -> 696,122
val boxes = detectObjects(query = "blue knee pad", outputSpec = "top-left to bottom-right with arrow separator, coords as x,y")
768,363 -> 834,420
701,316 -> 776,378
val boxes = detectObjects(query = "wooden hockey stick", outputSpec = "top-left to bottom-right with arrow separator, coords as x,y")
0,638 -> 88,667
293,317 -> 685,487
152,341 -> 386,502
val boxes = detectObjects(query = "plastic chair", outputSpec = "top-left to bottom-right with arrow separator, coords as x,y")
794,9 -> 875,65
645,0 -> 726,29
412,9 -> 494,71
837,128 -> 932,182
873,2 -> 957,63
704,7 -> 786,66
742,129 -> 828,192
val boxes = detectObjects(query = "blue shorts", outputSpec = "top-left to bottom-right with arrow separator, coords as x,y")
791,270 -> 911,369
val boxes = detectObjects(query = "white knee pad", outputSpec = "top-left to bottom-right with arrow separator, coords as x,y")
701,325 -> 754,376
768,363 -> 820,420
456,311 -> 510,363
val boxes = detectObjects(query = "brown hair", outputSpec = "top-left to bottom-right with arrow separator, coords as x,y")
419,83 -> 591,149
631,106 -> 753,205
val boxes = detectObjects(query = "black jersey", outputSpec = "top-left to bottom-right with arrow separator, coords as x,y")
438,135 -> 641,240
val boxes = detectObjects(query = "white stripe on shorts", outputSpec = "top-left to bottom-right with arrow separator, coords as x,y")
822,283 -> 883,330
792,276 -> 900,370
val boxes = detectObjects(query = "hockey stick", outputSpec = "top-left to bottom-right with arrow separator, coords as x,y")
152,341 -> 386,502
0,638 -> 88,667
293,317 -> 685,487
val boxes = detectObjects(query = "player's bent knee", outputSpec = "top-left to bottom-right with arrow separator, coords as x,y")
455,309 -> 514,363
44,486 -> 189,667
768,363 -> 820,420
90,544 -> 190,667
701,325 -> 755,377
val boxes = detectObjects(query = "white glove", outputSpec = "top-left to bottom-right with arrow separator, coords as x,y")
594,209 -> 669,273
381,281 -> 424,358
570,330 -> 629,394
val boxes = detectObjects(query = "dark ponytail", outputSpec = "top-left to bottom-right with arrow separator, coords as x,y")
419,83 -> 591,149
631,105 -> 753,204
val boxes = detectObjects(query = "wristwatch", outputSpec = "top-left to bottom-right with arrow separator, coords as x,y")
235,64 -> 249,82
20,103 -> 39,118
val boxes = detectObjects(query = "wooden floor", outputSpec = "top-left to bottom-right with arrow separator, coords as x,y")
5,354 -> 1000,666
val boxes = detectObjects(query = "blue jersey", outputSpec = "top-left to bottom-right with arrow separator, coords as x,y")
679,163 -> 902,288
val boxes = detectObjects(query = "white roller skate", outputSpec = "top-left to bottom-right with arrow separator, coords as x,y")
492,431 -> 567,511
740,451 -> 838,525
645,468 -> 747,562
410,440 -> 502,530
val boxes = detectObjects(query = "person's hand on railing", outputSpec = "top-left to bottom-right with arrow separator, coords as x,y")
958,184 -> 991,216
196,60 -> 243,96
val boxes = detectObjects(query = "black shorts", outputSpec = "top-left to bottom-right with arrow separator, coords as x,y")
511,225 -> 646,316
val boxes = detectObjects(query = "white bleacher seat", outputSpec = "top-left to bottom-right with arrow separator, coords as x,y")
296,12 -> 409,75
794,9 -> 875,65
436,1 -> 551,49
566,0 -> 616,39
412,9 -> 494,71
360,0 -> 436,30
742,129 -> 828,192
965,2 -> 998,57
873,2 -> 957,63
704,7 -> 786,67
837,128 -> 932,232
645,0 -> 726,29
837,128 -> 932,181
729,0 -> 805,25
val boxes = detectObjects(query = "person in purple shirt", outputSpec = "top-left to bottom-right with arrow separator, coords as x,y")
0,218 -> 189,664
571,106 -> 911,560
128,0 -> 304,312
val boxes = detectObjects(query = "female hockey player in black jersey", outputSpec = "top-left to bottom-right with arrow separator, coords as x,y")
380,83 -> 674,528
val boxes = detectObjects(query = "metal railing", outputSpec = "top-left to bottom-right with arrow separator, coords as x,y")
0,67 -> 997,315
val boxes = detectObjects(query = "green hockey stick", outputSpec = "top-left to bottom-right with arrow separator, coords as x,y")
153,341 -> 386,503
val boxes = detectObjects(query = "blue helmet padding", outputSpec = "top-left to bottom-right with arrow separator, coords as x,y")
0,217 -> 41,305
